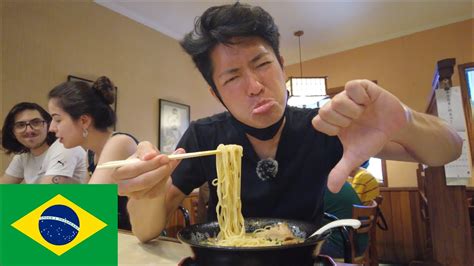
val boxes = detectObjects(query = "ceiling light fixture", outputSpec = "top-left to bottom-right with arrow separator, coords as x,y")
286,30 -> 327,108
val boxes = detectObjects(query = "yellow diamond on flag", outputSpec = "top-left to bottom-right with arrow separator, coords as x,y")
11,194 -> 107,256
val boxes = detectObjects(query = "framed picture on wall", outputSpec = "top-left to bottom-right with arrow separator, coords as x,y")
158,99 -> 190,154
67,75 -> 93,86
67,75 -> 118,129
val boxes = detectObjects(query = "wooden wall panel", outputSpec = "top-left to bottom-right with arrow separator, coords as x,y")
423,168 -> 473,265
377,187 -> 473,264
409,191 -> 429,260
377,189 -> 427,264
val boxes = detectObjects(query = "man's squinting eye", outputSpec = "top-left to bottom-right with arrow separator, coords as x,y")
224,76 -> 239,85
257,61 -> 271,68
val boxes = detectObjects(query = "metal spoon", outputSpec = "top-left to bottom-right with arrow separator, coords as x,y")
308,219 -> 361,239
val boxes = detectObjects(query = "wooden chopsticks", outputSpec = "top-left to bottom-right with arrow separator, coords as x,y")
95,150 -> 220,169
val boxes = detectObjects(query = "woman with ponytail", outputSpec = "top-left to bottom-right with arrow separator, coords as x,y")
48,76 -> 138,230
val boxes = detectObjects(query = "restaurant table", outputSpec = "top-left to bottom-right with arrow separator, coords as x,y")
118,231 -> 355,266
118,230 -> 192,265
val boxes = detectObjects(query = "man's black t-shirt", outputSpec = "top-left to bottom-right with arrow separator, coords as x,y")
172,107 -> 343,226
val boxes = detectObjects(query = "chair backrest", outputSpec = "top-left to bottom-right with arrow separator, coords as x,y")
374,195 -> 388,231
164,184 -> 210,238
374,195 -> 383,205
162,205 -> 191,238
196,182 -> 210,223
349,199 -> 378,265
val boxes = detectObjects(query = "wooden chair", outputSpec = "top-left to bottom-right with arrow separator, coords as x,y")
195,182 -> 210,223
376,195 -> 388,231
162,205 -> 191,238
347,200 -> 379,265
164,189 -> 203,238
329,200 -> 378,265
188,183 -> 210,224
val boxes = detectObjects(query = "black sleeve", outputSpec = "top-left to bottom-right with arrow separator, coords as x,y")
171,123 -> 207,195
329,136 -> 344,169
314,107 -> 344,169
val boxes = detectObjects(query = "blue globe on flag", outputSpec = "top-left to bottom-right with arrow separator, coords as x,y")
39,205 -> 80,245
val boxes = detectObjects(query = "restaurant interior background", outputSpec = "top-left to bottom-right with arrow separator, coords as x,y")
1,1 -> 473,264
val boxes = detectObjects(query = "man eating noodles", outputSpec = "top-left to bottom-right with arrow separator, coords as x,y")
112,3 -> 462,243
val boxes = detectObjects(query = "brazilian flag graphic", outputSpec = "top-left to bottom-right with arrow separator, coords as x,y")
0,185 -> 117,265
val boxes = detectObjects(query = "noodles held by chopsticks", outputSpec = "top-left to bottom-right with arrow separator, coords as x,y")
207,144 -> 302,247
214,144 -> 245,240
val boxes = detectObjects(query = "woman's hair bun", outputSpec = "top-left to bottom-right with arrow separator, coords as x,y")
92,76 -> 115,105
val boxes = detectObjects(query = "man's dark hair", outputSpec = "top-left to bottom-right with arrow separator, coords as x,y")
1,102 -> 56,154
48,76 -> 116,131
180,2 -> 281,98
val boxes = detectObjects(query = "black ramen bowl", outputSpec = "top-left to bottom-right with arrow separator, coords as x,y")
177,218 -> 330,266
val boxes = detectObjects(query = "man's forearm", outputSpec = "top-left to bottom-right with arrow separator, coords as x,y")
38,175 -> 80,184
0,174 -> 23,184
390,109 -> 462,166
128,195 -> 168,243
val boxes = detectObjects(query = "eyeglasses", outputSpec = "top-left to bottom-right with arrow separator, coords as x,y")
13,118 -> 47,133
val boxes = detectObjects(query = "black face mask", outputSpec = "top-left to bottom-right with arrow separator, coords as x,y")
230,107 -> 287,141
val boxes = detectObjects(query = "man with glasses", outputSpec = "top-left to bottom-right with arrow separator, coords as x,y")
1,102 -> 88,184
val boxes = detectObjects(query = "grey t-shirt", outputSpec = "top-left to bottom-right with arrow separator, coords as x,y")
5,139 -> 88,183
